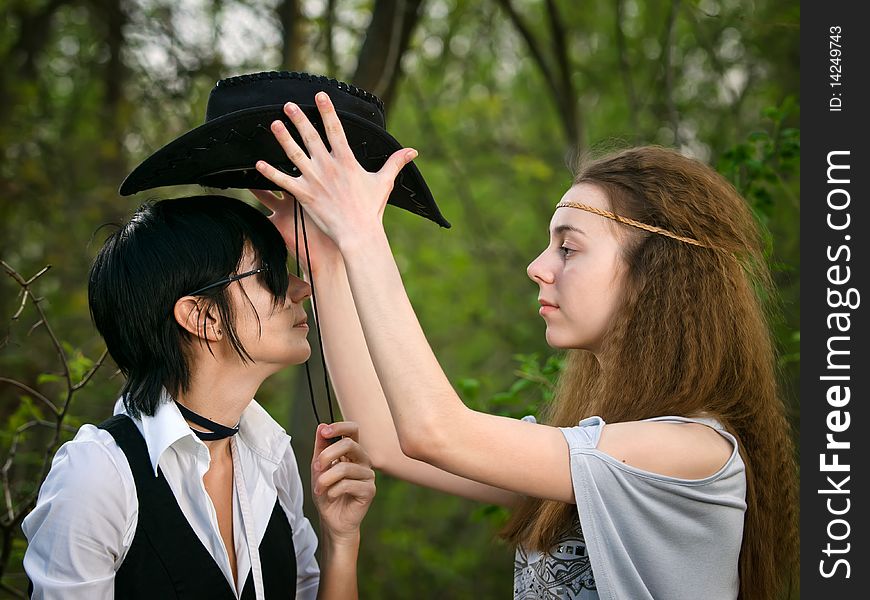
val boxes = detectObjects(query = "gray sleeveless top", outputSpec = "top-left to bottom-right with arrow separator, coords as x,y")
513,415 -> 746,600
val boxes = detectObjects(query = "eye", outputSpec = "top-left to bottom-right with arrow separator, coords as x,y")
559,245 -> 576,257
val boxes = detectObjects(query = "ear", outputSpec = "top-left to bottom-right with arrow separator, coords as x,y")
174,296 -> 223,342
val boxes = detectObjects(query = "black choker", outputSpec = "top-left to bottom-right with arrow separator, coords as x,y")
174,401 -> 240,441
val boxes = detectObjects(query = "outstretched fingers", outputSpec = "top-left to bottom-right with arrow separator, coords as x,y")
269,118 -> 312,172
283,102 -> 330,160
314,92 -> 353,160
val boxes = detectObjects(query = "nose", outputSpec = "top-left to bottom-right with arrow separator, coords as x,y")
527,249 -> 554,285
288,274 -> 312,304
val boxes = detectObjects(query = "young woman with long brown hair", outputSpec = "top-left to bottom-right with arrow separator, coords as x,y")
252,92 -> 798,599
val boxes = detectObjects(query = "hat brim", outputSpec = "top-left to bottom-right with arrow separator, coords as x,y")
119,104 -> 450,228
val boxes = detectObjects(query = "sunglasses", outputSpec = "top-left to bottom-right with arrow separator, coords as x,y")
184,266 -> 269,297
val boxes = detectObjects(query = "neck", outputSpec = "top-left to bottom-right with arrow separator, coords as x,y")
177,354 -> 270,460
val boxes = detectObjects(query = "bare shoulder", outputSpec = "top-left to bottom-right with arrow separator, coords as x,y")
596,420 -> 735,480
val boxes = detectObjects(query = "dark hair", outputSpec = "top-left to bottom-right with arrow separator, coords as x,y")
88,195 -> 289,417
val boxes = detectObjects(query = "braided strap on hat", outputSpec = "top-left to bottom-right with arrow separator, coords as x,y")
555,201 -> 711,248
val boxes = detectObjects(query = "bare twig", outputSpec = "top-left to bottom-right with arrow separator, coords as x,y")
0,378 -> 58,416
26,319 -> 44,337
2,421 -> 42,522
11,290 -> 29,321
0,261 -> 107,590
72,349 -> 109,392
3,262 -> 52,289
2,261 -> 71,388
24,266 -> 52,287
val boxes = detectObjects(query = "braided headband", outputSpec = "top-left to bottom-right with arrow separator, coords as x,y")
555,201 -> 711,249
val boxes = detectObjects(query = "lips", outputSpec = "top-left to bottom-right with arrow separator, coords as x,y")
538,298 -> 558,316
293,315 -> 308,327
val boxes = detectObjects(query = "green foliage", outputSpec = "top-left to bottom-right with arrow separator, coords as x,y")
717,99 -> 801,377
1,0 -> 799,595
462,353 -> 565,420
718,97 -> 800,228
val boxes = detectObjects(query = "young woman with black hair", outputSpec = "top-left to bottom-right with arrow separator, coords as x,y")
253,93 -> 798,599
23,196 -> 376,599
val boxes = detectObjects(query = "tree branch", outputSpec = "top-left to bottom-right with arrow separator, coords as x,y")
278,0 -> 305,70
2,263 -> 71,388
72,349 -> 109,392
324,0 -> 338,76
0,262 -> 108,590
494,0 -> 580,148
494,0 -> 560,106
615,0 -> 640,136
662,0 -> 682,146
0,379 -> 58,416
544,0 -> 580,145
352,0 -> 425,112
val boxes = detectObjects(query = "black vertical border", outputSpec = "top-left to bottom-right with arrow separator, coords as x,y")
801,2 -> 867,596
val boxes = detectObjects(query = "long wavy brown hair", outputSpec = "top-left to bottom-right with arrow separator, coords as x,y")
502,146 -> 798,599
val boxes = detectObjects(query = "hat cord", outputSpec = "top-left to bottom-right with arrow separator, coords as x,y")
294,201 -> 336,427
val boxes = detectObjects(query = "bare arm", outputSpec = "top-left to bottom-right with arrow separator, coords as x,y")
255,95 -> 733,504
250,189 -> 519,507
314,261 -> 519,507
329,231 -> 575,502
253,98 -> 575,503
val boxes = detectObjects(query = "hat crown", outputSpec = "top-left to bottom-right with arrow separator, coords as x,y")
205,71 -> 386,128
119,70 -> 450,228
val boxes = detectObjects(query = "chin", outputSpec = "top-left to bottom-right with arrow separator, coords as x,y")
268,345 -> 311,367
544,329 -> 571,349
292,346 -> 312,365
545,328 -> 596,351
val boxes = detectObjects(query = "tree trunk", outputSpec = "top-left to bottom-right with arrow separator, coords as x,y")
97,0 -> 128,177
278,0 -> 305,70
352,0 -> 426,114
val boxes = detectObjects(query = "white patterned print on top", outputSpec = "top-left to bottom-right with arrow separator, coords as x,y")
513,518 -> 598,600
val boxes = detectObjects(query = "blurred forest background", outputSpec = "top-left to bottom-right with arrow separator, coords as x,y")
1,0 -> 799,597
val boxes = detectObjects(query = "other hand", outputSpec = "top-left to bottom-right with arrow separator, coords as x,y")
311,421 -> 376,544
249,188 -> 341,277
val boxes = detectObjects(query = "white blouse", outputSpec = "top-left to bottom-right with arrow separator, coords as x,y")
22,393 -> 320,599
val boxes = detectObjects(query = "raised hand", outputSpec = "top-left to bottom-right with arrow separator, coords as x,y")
311,421 -> 376,543
254,93 -> 418,250
249,188 -> 341,278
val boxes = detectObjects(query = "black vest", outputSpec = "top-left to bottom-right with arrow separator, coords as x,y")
98,414 -> 297,599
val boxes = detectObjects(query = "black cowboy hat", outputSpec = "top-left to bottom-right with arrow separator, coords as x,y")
119,71 -> 451,228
